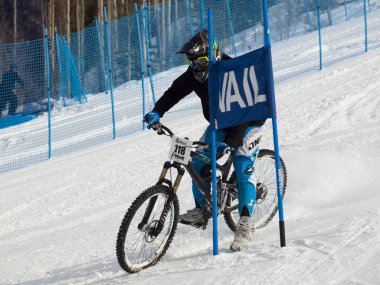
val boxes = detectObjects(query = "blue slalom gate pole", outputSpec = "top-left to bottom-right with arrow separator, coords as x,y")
44,28 -> 52,159
208,8 -> 218,256
262,0 -> 286,247
103,6 -> 117,139
134,3 -> 147,130
143,2 -> 156,106
226,0 -> 237,57
95,19 -> 108,95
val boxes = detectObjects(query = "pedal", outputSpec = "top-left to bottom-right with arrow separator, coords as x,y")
178,219 -> 204,229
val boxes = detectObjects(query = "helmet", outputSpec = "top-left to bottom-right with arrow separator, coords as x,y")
177,29 -> 222,83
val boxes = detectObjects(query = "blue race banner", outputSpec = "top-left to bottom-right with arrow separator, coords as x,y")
209,47 -> 275,129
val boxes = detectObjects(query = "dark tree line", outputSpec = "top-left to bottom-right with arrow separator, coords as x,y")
0,0 -> 166,44
0,0 -> 167,105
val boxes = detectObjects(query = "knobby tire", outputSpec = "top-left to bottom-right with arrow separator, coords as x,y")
116,185 -> 179,273
224,149 -> 287,232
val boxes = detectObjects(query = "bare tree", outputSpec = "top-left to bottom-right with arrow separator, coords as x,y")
65,1 -> 70,36
13,0 -> 17,44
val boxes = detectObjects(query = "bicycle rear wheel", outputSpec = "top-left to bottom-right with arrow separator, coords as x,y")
116,185 -> 179,273
224,149 -> 287,231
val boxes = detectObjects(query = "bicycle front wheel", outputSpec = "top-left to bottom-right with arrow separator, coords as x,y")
116,185 -> 179,273
224,149 -> 287,231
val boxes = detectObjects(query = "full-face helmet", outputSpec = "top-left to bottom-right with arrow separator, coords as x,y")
177,29 -> 222,83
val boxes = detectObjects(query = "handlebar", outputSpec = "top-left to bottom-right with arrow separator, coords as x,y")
150,123 -> 234,178
150,123 -> 209,150
150,123 -> 173,136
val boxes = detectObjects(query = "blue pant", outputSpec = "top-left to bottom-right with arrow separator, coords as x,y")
191,125 -> 262,216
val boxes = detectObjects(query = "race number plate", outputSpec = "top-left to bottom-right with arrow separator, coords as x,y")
169,136 -> 193,165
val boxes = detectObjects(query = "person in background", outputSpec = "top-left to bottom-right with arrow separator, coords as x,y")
144,30 -> 266,252
1,64 -> 24,116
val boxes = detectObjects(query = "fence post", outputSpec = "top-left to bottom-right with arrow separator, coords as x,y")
317,0 -> 323,70
304,0 -> 312,32
134,3 -> 147,130
344,0 -> 348,20
201,0 -> 205,29
54,28 -> 66,106
44,28 -> 52,159
103,6 -> 117,139
327,0 -> 333,26
96,19 -> 108,95
186,0 -> 194,36
226,0 -> 237,56
143,1 -> 156,106
61,37 -> 87,103
364,0 -> 368,52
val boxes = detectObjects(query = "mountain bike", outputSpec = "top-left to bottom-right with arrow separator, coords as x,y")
116,123 -> 287,273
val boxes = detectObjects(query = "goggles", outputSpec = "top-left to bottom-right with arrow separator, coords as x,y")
186,56 -> 209,72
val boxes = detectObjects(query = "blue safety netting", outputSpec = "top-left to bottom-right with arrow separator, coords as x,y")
50,24 -> 115,157
1,0 -> 380,173
0,38 -> 49,170
55,34 -> 86,103
108,12 -> 146,136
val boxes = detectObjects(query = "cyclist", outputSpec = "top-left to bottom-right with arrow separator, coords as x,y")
144,29 -> 266,251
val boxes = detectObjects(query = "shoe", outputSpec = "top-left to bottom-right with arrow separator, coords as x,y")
230,216 -> 253,252
179,207 -> 204,226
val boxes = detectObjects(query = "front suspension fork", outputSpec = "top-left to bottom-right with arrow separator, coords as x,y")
138,161 -> 184,236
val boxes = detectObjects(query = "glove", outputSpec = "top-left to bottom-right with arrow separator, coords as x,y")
144,111 -> 160,129
215,141 -> 230,157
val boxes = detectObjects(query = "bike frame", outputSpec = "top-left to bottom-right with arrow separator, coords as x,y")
157,148 -> 234,201
138,124 -> 236,235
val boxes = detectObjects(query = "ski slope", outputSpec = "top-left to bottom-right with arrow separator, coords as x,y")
1,40 -> 380,284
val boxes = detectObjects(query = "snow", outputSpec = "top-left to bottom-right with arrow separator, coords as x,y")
1,16 -> 380,285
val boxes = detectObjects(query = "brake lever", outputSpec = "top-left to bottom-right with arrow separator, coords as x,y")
151,123 -> 162,135
151,123 -> 165,135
